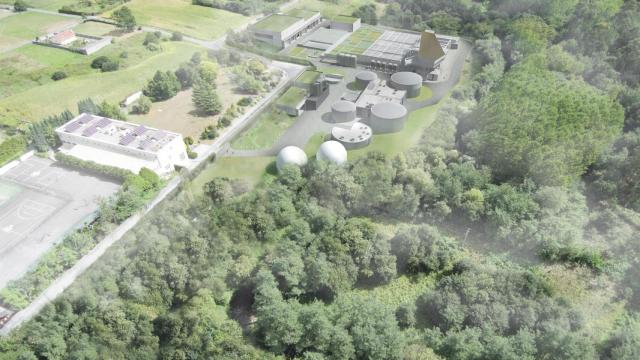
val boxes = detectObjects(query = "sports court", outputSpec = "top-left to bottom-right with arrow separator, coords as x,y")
0,156 -> 120,289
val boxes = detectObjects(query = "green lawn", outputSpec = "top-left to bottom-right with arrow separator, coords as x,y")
412,85 -> 434,102
190,156 -> 275,192
231,107 -> 297,150
0,33 -> 172,100
349,275 -> 436,308
0,40 -> 202,127
277,87 -> 307,107
0,11 -> 79,52
330,25 -> 383,55
109,0 -> 250,40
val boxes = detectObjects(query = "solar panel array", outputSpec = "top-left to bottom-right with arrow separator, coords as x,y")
64,121 -> 81,133
363,30 -> 421,62
82,125 -> 98,137
132,125 -> 147,136
119,133 -> 136,146
96,118 -> 111,128
77,113 -> 93,124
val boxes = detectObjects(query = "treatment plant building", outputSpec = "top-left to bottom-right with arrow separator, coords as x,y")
56,113 -> 188,176
250,9 -> 321,49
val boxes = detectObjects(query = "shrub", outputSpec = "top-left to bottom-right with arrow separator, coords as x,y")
55,152 -> 133,181
13,0 -> 27,12
200,125 -> 218,140
51,71 -> 67,81
100,60 -> 119,72
131,96 -> 152,114
91,56 -> 110,69
184,136 -> 194,145
237,96 -> 253,107
171,32 -> 183,41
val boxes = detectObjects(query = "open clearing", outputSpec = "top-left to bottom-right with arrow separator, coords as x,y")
0,11 -> 79,52
292,0 -> 380,19
0,156 -> 120,290
190,156 -> 275,192
231,107 -> 297,150
72,21 -> 119,37
129,67 -> 248,141
108,0 -> 250,40
0,40 -> 202,127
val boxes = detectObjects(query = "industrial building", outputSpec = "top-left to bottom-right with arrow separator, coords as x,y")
55,113 -> 188,175
250,9 -> 321,49
354,78 -> 407,119
330,27 -> 458,79
276,146 -> 308,171
390,71 -> 424,98
331,122 -> 372,149
330,15 -> 361,32
368,102 -> 408,133
277,70 -> 330,116
331,100 -> 357,123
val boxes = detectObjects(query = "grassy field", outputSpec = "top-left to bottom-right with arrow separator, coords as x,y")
190,156 -> 276,192
349,275 -> 436,308
0,11 -> 79,52
0,33 -> 175,100
291,0 -> 379,19
231,107 -> 297,150
108,0 -> 250,40
0,0 -> 76,11
412,85 -> 434,102
0,39 -> 202,127
72,21 -> 119,36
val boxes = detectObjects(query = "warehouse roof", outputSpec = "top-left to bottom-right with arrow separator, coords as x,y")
253,14 -> 301,32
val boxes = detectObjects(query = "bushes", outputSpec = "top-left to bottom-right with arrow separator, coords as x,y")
55,152 -> 134,181
131,96 -> 152,114
538,243 -> 606,271
0,136 -> 27,166
91,56 -> 119,72
51,71 -> 67,81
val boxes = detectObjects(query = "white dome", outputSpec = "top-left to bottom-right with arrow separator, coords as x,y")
276,146 -> 308,171
316,141 -> 347,165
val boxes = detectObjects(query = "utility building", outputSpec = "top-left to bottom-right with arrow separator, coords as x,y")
250,9 -> 321,49
56,113 -> 188,176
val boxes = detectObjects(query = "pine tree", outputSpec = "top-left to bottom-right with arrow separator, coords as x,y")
192,79 -> 222,116
78,98 -> 99,115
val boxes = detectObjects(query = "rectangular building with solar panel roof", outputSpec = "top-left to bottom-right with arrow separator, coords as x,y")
55,113 -> 188,176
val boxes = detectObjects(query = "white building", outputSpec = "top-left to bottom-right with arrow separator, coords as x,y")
56,113 -> 188,176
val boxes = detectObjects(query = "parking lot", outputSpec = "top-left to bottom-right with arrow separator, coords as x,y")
0,156 -> 120,289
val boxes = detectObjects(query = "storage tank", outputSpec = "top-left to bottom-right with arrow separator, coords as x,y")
369,102 -> 408,133
331,100 -> 357,123
276,146 -> 308,171
390,71 -> 423,98
355,70 -> 377,89
331,122 -> 372,149
316,140 -> 347,165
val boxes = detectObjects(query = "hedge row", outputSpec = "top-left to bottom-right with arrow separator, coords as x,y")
0,136 -> 27,167
55,152 -> 133,181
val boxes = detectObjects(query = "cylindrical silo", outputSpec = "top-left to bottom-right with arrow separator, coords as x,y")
331,100 -> 356,123
390,71 -> 423,98
368,102 -> 408,134
355,70 -> 377,90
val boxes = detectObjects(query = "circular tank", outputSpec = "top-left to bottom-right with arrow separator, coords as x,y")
276,146 -> 308,171
316,141 -> 347,165
369,102 -> 408,134
390,71 -> 423,98
355,71 -> 378,89
331,100 -> 357,123
331,122 -> 372,150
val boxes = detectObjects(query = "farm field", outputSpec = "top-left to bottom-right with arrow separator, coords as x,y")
0,40 -> 202,127
231,106 -> 297,150
0,33 -> 174,100
108,0 -> 250,40
0,11 -> 79,52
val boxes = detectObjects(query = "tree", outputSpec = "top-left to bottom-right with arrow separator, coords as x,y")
174,62 -> 197,90
51,71 -> 67,81
13,0 -> 27,12
90,56 -> 110,69
98,101 -> 126,120
466,54 -> 624,185
144,71 -> 180,102
77,98 -> 99,115
192,79 -> 222,115
131,96 -> 152,114
352,4 -> 377,25
197,61 -> 219,84
112,6 -> 136,32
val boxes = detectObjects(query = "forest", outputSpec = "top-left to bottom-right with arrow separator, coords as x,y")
1,0 -> 640,359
